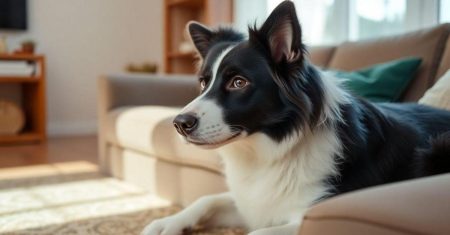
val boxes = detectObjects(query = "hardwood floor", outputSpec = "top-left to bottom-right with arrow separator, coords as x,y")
0,135 -> 97,168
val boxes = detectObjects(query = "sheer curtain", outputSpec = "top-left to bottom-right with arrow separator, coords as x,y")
441,0 -> 450,22
234,0 -> 449,46
233,0 -> 268,33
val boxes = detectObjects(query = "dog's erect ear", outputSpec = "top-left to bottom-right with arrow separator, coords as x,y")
187,21 -> 213,58
258,1 -> 302,63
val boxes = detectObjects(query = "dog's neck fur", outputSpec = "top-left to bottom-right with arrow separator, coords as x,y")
217,69 -> 350,229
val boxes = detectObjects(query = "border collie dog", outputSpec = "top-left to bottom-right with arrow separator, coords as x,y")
143,1 -> 450,234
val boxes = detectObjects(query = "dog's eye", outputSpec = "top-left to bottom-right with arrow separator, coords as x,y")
228,76 -> 249,90
200,80 -> 206,90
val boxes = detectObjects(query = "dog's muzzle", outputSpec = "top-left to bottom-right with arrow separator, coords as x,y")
173,113 -> 198,137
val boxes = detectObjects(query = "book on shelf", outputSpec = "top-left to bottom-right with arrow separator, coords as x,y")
0,60 -> 36,77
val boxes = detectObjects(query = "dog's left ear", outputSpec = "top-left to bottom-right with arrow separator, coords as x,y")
256,1 -> 303,63
187,21 -> 213,58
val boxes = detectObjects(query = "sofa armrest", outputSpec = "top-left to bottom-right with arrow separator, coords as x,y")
299,174 -> 450,235
97,73 -> 199,173
98,73 -> 198,111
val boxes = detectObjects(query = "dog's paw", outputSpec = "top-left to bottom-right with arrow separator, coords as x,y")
141,216 -> 193,235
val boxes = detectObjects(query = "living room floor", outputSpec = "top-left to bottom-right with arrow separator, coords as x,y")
0,137 -> 244,235
0,136 -> 98,169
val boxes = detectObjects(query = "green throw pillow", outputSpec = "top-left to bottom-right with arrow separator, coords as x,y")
330,57 -> 422,102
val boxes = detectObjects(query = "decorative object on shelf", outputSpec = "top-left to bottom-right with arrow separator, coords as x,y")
14,39 -> 36,55
179,40 -> 195,54
0,59 -> 35,77
0,36 -> 7,54
0,99 -> 25,135
125,62 -> 158,74
178,30 -> 195,54
22,40 -> 35,54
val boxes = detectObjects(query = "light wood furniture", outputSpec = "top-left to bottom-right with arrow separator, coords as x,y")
0,54 -> 46,144
0,100 -> 25,134
0,135 -> 97,168
164,0 -> 233,74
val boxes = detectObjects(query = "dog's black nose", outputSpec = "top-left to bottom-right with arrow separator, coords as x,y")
173,113 -> 198,136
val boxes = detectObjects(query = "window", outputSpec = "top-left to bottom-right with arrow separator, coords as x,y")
267,0 -> 348,45
350,0 -> 407,40
441,0 -> 450,22
235,0 -> 449,46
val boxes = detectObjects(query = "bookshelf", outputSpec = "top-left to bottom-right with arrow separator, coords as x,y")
0,54 -> 46,144
164,0 -> 233,74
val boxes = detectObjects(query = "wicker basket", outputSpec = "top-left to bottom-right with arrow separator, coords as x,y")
0,99 -> 25,134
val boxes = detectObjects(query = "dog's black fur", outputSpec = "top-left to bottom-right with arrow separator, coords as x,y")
328,101 -> 450,195
189,1 -> 450,198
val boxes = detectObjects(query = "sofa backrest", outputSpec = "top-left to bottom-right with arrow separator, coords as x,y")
309,24 -> 450,102
307,46 -> 336,68
436,35 -> 450,79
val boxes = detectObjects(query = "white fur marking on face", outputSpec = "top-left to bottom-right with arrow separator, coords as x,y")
181,45 -> 236,114
206,45 -> 236,95
187,99 -> 242,146
178,45 -> 240,146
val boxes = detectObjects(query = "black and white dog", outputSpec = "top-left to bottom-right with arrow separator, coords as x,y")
142,1 -> 450,234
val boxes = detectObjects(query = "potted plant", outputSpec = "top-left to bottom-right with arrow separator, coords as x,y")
21,40 -> 35,54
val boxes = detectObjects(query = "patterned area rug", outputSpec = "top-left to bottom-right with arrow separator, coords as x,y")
0,162 -> 245,235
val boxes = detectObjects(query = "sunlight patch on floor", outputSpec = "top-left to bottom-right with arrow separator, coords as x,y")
0,161 -> 171,233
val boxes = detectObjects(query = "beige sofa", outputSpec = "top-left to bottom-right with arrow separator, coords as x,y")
98,24 -> 450,234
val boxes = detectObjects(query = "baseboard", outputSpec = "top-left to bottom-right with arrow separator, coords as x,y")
48,120 -> 97,136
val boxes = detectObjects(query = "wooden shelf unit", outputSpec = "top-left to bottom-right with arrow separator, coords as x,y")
164,0 -> 233,74
0,76 -> 41,83
0,54 -> 46,145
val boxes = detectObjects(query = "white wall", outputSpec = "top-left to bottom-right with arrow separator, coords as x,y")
1,0 -> 163,136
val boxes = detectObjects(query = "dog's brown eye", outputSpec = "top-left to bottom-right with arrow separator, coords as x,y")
200,80 -> 206,90
228,76 -> 249,90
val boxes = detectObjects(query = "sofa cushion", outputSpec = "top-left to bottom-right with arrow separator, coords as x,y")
106,106 -> 223,173
328,24 -> 450,102
419,69 -> 450,110
331,57 -> 422,102
300,174 -> 450,235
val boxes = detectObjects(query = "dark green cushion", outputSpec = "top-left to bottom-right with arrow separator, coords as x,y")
330,57 -> 422,102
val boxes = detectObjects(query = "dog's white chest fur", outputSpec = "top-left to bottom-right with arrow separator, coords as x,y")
218,130 -> 341,230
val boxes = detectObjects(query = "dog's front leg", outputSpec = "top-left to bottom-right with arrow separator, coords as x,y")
141,192 -> 245,235
248,222 -> 301,235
